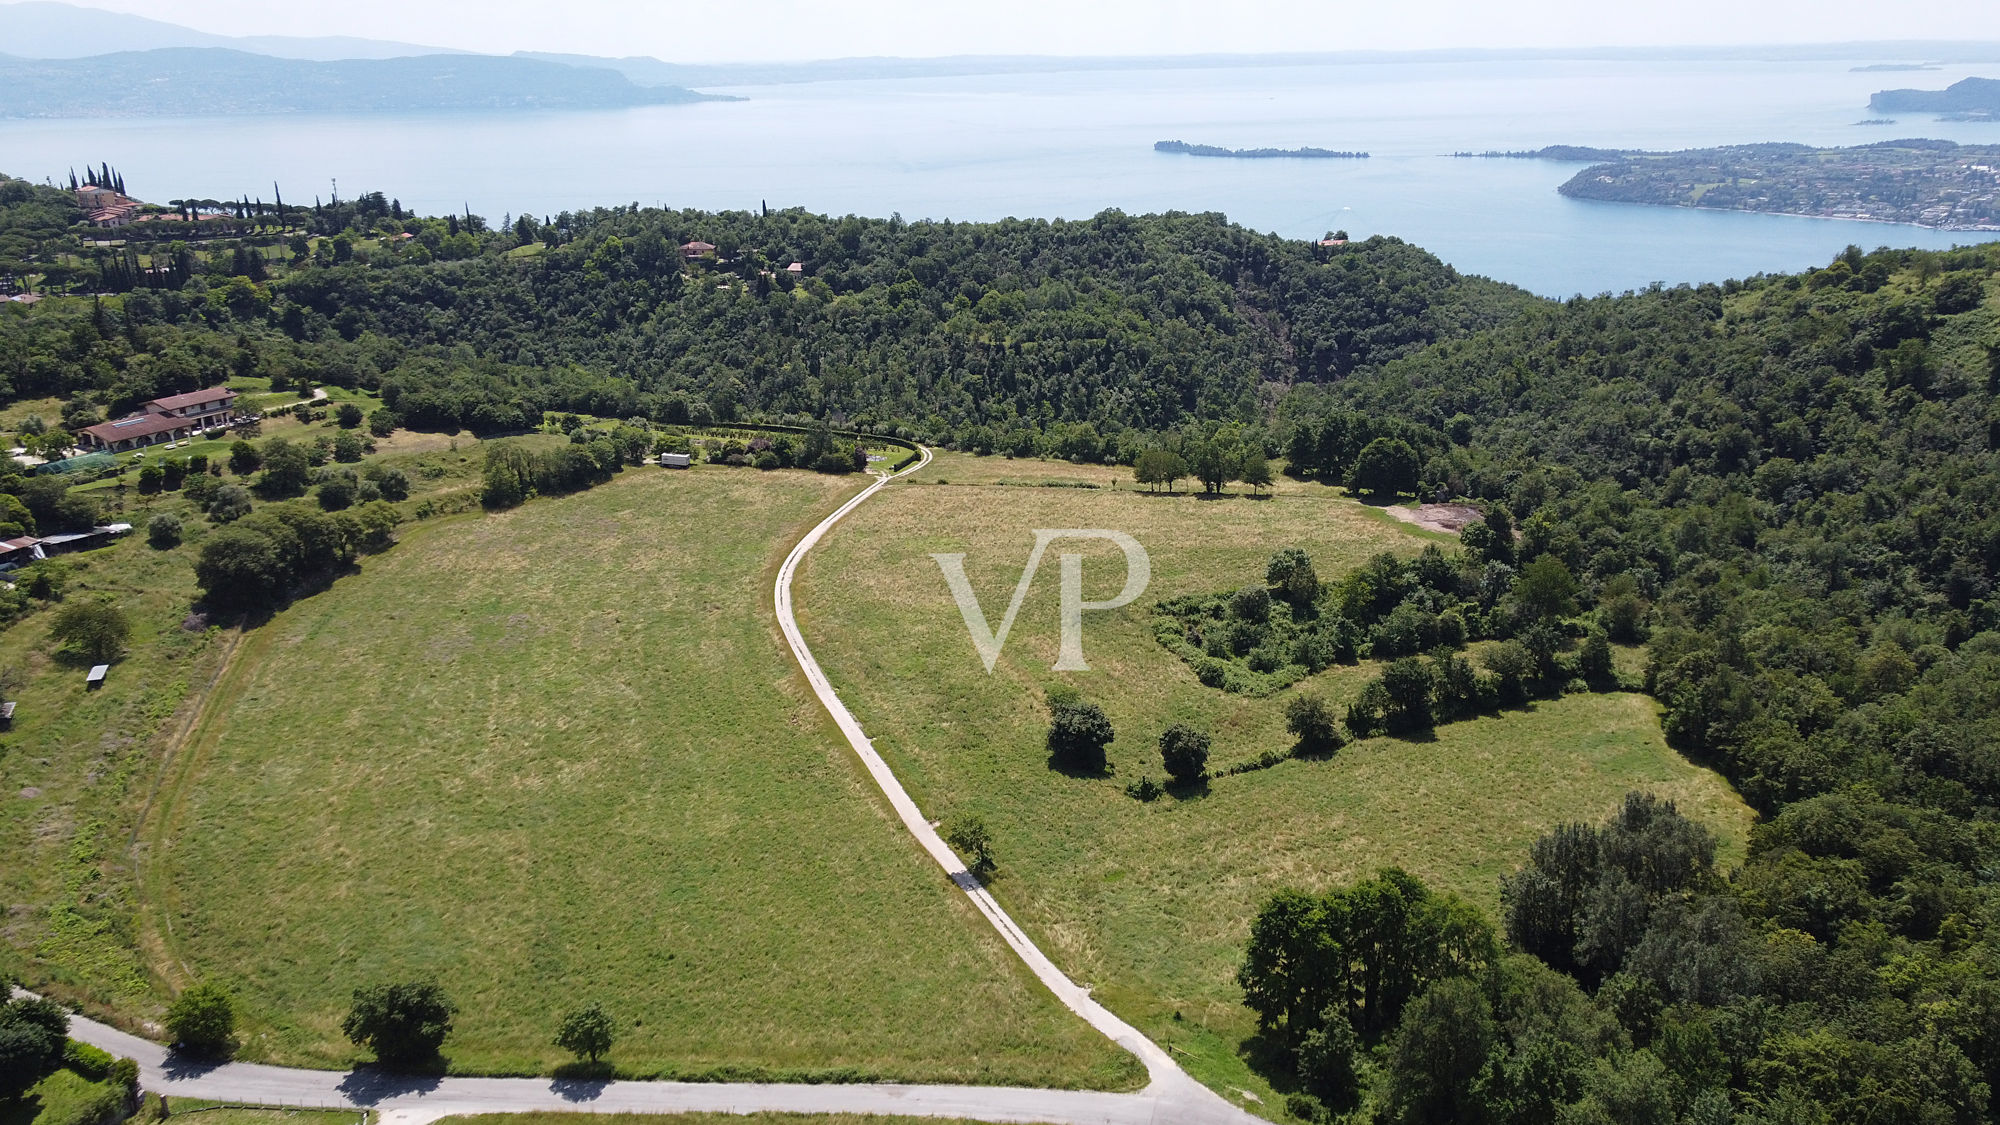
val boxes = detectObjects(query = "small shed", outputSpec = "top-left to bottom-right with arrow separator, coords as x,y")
659,452 -> 692,469
0,701 -> 14,729
86,664 -> 109,690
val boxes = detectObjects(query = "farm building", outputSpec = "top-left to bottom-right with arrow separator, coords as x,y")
659,452 -> 692,468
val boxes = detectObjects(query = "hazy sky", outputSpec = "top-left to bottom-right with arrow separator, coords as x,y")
58,0 -> 2000,61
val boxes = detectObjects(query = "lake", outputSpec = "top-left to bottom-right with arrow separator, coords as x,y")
6,56 -> 2000,295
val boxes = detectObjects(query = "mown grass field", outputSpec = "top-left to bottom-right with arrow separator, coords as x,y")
793,451 -> 1753,1111
141,466 -> 1137,1087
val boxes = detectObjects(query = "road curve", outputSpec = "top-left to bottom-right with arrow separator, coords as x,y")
35,444 -> 1264,1125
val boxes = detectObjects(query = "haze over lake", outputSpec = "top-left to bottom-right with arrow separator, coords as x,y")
8,55 -> 2000,295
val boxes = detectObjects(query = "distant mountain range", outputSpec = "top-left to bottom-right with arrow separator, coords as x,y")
1870,76 -> 2000,117
0,0 -> 459,60
0,49 -> 724,117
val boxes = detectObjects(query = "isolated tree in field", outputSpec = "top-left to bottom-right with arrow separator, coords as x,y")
165,982 -> 235,1057
944,814 -> 994,877
50,599 -> 129,662
1240,450 -> 1273,495
342,979 -> 455,1068
1266,547 -> 1320,607
1347,437 -> 1419,499
1157,723 -> 1211,784
1046,689 -> 1114,773
335,402 -> 364,428
554,1002 -> 615,1064
1284,692 -> 1342,756
147,512 -> 183,549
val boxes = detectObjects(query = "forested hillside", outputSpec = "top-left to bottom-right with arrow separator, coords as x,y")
1251,244 -> 2000,1122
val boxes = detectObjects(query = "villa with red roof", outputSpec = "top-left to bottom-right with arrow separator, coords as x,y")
78,387 -> 239,453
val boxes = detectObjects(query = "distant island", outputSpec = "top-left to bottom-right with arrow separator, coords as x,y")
1869,75 -> 2000,119
1854,118 -> 1899,125
1154,140 -> 1369,159
1555,139 -> 2000,230
0,48 -> 730,117
1851,63 -> 1940,72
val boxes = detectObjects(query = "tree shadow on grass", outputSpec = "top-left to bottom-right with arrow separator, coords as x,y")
1046,753 -> 1113,780
1166,777 -> 1212,802
334,1064 -> 445,1106
1237,1028 -> 1304,1097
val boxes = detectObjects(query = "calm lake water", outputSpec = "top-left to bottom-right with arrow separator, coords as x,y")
7,57 -> 2000,295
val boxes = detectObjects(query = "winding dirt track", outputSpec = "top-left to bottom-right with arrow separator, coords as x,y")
39,446 -> 1263,1125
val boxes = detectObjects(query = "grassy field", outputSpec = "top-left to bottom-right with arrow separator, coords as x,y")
162,1108 -> 365,1125
792,451 -> 1753,1113
138,465 -> 1137,1087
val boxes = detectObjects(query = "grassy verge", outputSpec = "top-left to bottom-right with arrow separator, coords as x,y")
137,466 -> 1137,1087
792,453 -> 1752,1114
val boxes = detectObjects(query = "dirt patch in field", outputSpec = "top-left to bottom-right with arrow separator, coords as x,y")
1385,503 -> 1485,534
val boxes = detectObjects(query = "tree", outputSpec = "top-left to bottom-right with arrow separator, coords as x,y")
1158,723 -> 1211,784
342,979 -> 456,1068
335,403 -> 364,429
1046,691 -> 1114,773
258,439 -> 312,497
944,814 -> 995,877
1188,440 -> 1236,494
165,982 -> 235,1056
1348,437 -> 1419,499
147,512 -> 183,549
1240,451 -> 1273,495
1285,692 -> 1342,756
554,1002 -> 615,1064
228,440 -> 262,475
50,599 -> 129,662
367,409 -> 398,438
1296,1007 -> 1363,1115
208,484 -> 254,523
1514,556 -> 1580,621
1380,657 -> 1437,732
1383,977 -> 1497,1125
1266,548 -> 1320,606
1134,448 -> 1187,493
195,526 -> 286,609
332,430 -> 367,463
0,994 -> 68,1096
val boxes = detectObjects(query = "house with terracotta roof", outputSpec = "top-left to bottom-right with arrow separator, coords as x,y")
680,240 -> 717,260
78,387 -> 239,453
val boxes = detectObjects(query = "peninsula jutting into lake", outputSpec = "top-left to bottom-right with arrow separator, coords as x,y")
1555,139 -> 2000,230
1154,139 -> 1369,159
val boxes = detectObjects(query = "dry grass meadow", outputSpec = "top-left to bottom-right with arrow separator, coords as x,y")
793,451 -> 1753,1107
139,465 -> 1137,1087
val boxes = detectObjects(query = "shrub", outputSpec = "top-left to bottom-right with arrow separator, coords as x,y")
332,430 -> 367,463
165,982 -> 235,1056
207,484 -> 253,523
1046,692 -> 1114,773
50,599 -> 129,662
367,409 -> 398,438
754,450 -> 782,470
1231,584 -> 1272,623
1158,723 -> 1212,784
1267,547 -> 1320,605
227,439 -> 262,475
316,473 -> 358,511
146,512 -> 183,550
1286,692 -> 1344,755
0,994 -> 68,1095
342,979 -> 456,1068
336,403 -> 365,428
944,814 -> 995,877
369,467 -> 411,501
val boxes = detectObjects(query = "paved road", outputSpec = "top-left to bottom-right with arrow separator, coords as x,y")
34,445 -> 1265,1125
